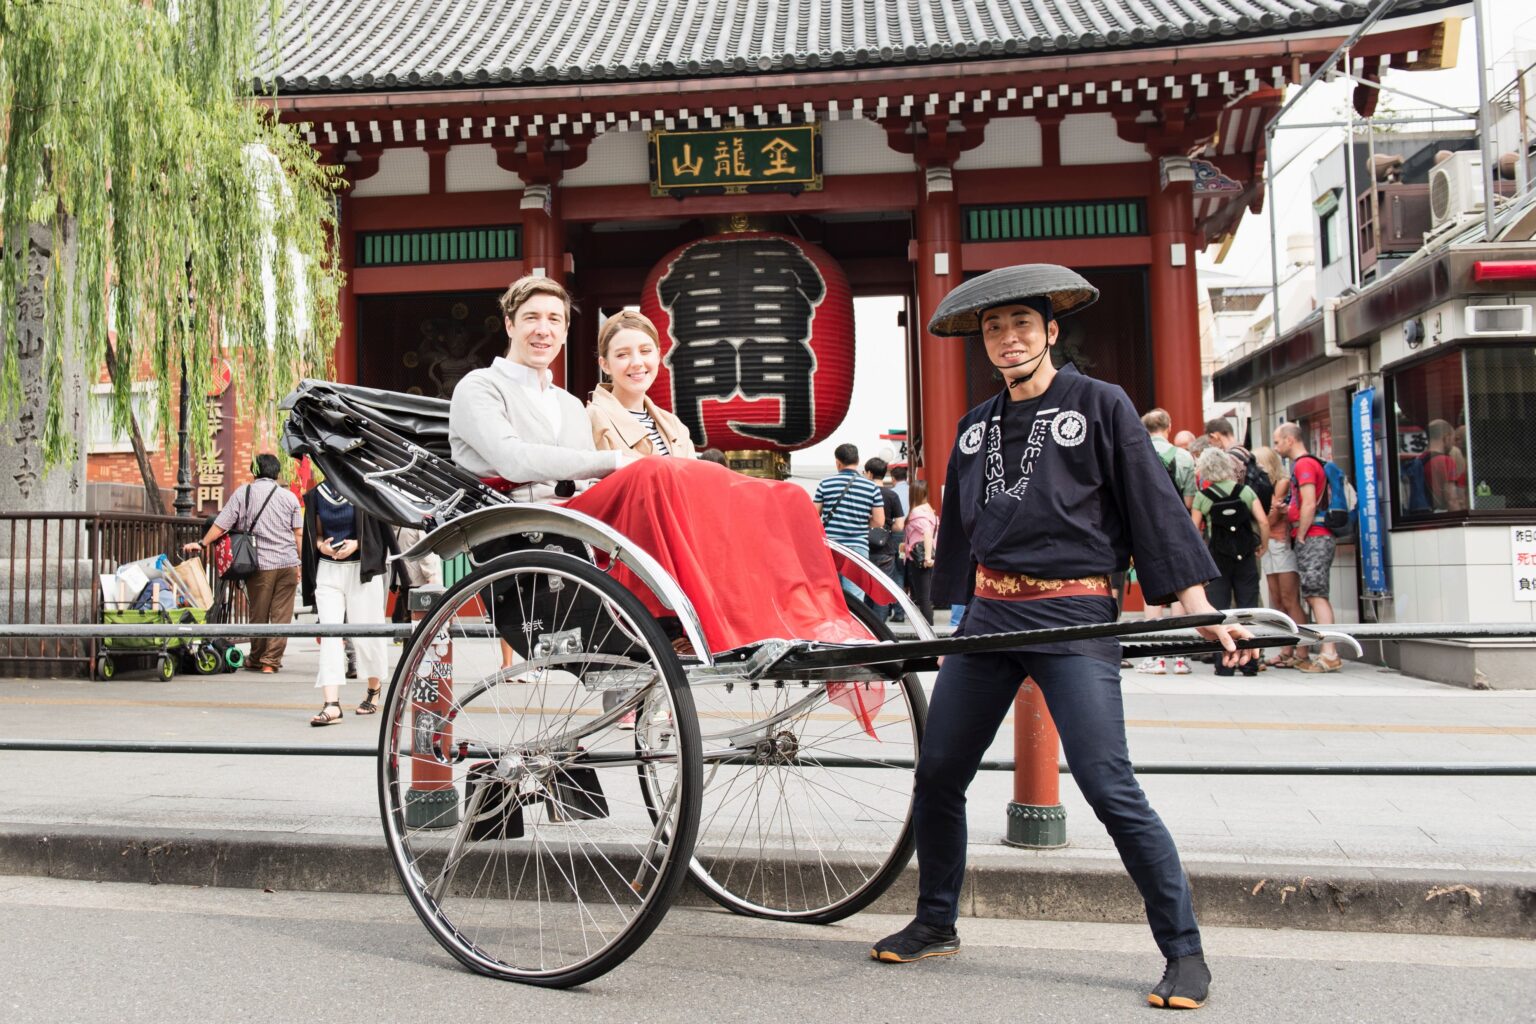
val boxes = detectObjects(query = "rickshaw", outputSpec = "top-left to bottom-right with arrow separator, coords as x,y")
281,379 -> 1312,988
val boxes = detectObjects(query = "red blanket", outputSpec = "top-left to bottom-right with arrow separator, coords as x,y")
566,458 -> 877,653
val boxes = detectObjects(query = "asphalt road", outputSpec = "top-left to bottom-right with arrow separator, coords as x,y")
1,876 -> 1531,1024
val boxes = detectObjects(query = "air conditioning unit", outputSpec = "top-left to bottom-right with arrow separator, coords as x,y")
1429,151 -> 1485,229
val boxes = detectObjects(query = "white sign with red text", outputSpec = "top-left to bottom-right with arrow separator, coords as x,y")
1514,527 -> 1536,602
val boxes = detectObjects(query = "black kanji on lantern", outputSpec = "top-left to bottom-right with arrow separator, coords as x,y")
656,237 -> 826,447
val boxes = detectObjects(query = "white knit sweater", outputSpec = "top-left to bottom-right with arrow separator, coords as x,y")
449,358 -> 622,502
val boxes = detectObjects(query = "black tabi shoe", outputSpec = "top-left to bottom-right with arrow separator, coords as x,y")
869,919 -> 961,964
1147,953 -> 1211,1010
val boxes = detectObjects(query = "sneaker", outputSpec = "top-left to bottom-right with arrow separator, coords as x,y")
1172,657 -> 1191,675
617,710 -> 637,731
1136,657 -> 1167,675
1147,952 -> 1211,1009
870,919 -> 960,963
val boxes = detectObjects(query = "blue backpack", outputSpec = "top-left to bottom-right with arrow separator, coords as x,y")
1401,451 -> 1434,513
1294,455 -> 1355,538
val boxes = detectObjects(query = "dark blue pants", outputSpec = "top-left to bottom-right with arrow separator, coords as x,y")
863,558 -> 899,623
913,650 -> 1202,958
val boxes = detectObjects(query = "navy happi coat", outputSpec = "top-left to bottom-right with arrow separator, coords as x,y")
933,363 -> 1217,662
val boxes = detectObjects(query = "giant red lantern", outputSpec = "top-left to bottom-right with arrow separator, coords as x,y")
639,231 -> 854,452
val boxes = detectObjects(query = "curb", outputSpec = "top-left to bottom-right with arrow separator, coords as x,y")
3,823 -> 1532,939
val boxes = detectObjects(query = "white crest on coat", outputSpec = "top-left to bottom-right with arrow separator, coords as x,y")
959,423 -> 984,454
1050,410 -> 1088,447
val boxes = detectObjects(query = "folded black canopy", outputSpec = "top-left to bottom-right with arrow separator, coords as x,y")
280,379 -> 507,529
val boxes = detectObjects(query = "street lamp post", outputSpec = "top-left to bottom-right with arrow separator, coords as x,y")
173,356 -> 194,517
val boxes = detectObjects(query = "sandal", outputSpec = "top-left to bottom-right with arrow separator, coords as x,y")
1296,655 -> 1344,673
1266,653 -> 1301,669
355,687 -> 382,716
310,701 -> 343,727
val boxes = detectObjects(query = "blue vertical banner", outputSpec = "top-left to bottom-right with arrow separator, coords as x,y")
1352,387 -> 1389,595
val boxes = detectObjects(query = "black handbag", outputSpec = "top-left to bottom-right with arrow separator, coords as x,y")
223,484 -> 279,582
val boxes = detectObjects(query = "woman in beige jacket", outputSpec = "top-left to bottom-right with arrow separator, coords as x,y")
587,309 -> 697,459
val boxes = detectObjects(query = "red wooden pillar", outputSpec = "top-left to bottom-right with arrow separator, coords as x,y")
520,182 -> 568,387
912,166 -> 969,490
1147,168 -> 1204,435
1004,679 -> 1067,848
332,190 -> 357,384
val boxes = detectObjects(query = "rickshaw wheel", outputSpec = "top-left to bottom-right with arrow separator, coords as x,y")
676,597 -> 927,924
379,549 -> 702,988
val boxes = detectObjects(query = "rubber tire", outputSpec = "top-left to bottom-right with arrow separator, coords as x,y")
685,596 -> 928,924
192,645 -> 221,675
157,655 -> 176,681
96,655 -> 116,681
379,549 -> 703,988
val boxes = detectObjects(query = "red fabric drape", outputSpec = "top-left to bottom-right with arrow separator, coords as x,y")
566,458 -> 876,653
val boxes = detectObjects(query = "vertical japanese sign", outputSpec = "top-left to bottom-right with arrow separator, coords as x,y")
651,125 -> 822,196
196,360 -> 235,516
1512,527 -> 1536,601
1352,387 -> 1389,596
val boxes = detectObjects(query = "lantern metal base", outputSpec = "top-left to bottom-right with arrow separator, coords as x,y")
725,449 -> 791,480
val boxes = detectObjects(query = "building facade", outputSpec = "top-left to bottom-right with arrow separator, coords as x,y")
87,2 -> 1466,527
1215,70 -> 1536,686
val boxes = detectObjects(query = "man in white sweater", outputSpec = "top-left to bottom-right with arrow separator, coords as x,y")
450,276 -> 638,501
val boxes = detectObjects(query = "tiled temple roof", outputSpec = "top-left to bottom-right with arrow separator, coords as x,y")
262,0 -> 1464,93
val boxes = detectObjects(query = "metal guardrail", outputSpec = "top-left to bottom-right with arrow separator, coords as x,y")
0,618 -> 1532,775
0,623 -> 415,639
0,739 -> 1528,776
0,511 -> 246,676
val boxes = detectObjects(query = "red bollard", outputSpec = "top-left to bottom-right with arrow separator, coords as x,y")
1003,678 -> 1067,847
404,584 -> 460,830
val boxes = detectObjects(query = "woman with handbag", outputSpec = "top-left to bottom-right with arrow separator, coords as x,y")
300,474 -> 396,725
902,481 -> 938,625
182,453 -> 303,672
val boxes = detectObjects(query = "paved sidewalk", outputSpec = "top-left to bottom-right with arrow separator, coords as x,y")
1,628 -> 1533,937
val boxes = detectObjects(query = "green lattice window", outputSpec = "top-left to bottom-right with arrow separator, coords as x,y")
357,225 -> 522,267
963,200 -> 1146,242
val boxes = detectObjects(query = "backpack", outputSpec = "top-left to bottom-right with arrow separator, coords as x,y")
1158,444 -> 1181,491
1201,484 -> 1258,560
1294,454 -> 1356,538
1401,450 -> 1439,513
1232,448 -> 1275,517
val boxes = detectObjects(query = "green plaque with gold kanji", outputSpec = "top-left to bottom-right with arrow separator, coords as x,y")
650,125 -> 822,196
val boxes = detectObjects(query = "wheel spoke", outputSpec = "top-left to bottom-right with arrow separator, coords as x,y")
687,601 -> 925,921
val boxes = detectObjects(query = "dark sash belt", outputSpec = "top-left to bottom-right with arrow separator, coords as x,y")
975,565 -> 1111,602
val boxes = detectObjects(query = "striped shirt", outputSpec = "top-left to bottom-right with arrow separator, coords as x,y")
813,470 -> 882,552
629,409 -> 670,455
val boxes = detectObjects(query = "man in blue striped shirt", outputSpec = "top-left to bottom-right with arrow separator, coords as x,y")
814,444 -> 886,598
